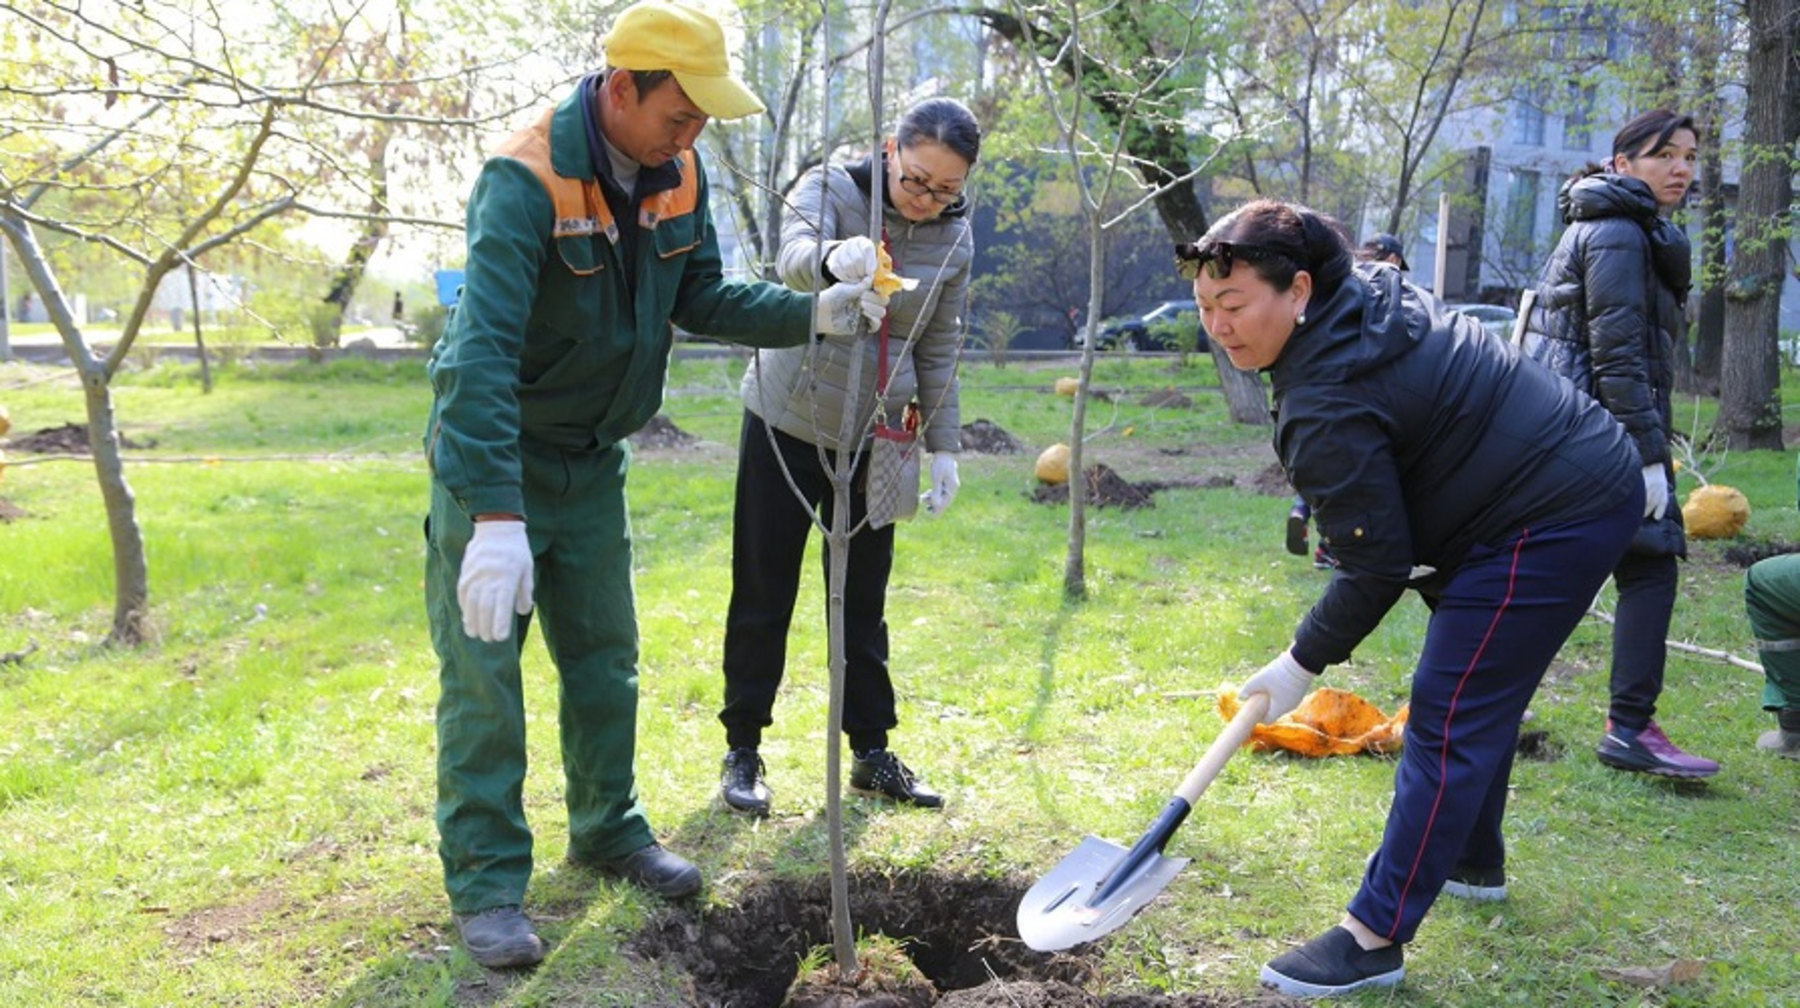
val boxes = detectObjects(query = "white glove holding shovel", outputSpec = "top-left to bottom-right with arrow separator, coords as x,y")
1237,650 -> 1317,724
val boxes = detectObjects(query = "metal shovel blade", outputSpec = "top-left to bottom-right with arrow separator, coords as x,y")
1016,693 -> 1269,952
1016,832 -> 1190,951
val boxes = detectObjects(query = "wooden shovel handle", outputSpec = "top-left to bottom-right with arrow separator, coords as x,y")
1172,692 -> 1269,806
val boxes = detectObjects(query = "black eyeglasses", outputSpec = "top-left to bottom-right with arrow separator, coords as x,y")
1174,240 -> 1288,280
897,172 -> 963,205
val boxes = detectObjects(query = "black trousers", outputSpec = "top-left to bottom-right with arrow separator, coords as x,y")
1607,548 -> 1680,729
719,412 -> 898,753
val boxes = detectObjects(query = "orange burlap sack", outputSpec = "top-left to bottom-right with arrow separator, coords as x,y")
1217,686 -> 1409,757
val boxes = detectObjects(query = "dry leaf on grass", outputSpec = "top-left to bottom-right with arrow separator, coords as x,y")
1597,958 -> 1705,988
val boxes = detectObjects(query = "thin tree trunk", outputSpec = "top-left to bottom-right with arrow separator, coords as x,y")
188,263 -> 212,393
822,0 -> 890,976
85,359 -> 151,644
1690,78 -> 1727,394
1065,230 -> 1106,601
319,120 -> 396,351
1718,0 -> 1794,451
1,215 -> 150,644
981,5 -> 1268,426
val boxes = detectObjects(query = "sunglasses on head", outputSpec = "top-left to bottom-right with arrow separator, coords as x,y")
1174,240 -> 1288,280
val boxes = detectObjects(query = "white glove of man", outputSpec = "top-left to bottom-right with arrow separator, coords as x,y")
1642,464 -> 1669,521
814,279 -> 889,336
824,236 -> 880,285
923,453 -> 960,515
1237,650 -> 1317,724
457,519 -> 535,642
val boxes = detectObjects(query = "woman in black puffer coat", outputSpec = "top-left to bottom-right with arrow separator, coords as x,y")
1519,109 -> 1716,778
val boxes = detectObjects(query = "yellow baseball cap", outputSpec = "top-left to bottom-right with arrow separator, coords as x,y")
603,1 -> 765,120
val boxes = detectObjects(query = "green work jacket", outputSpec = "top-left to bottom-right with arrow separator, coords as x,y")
427,84 -> 814,518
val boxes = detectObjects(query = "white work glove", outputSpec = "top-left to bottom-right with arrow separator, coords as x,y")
1642,464 -> 1669,521
457,519 -> 535,642
824,236 -> 880,285
923,453 -> 960,515
814,279 -> 889,336
1237,650 -> 1317,724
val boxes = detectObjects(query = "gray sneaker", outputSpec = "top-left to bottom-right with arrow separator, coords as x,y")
453,905 -> 545,968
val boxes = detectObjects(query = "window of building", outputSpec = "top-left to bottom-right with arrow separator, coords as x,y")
1566,84 -> 1597,151
1513,87 -> 1546,146
1503,169 -> 1541,265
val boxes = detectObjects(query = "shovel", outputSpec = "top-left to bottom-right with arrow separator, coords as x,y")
1016,691 -> 1270,951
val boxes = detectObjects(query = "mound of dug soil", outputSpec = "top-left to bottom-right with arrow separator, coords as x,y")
1031,464 -> 1157,509
7,422 -> 149,454
629,414 -> 701,450
1247,463 -> 1294,498
1722,540 -> 1800,568
625,869 -> 1302,1008
961,419 -> 1024,455
1137,389 -> 1193,410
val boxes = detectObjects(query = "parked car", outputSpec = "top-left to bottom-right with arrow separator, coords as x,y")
1083,299 -> 1209,351
1447,302 -> 1518,342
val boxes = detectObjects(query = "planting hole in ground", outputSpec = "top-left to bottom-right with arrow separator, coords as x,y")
625,869 -> 1296,1007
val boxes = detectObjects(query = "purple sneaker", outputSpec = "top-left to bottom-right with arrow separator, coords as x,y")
1597,719 -> 1720,778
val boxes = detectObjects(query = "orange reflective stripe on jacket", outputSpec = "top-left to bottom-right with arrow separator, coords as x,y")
492,107 -> 699,266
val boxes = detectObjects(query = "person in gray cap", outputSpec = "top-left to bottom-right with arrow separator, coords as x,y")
423,0 -> 887,969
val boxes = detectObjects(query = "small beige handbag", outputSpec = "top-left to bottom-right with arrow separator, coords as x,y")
865,403 -> 920,529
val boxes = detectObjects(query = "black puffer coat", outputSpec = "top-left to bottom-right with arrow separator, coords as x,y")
1519,170 -> 1690,556
1274,264 -> 1639,673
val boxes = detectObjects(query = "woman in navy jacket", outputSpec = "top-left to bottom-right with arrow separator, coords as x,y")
1194,200 -> 1646,997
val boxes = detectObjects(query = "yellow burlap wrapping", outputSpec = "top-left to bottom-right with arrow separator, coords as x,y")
1217,686 -> 1409,757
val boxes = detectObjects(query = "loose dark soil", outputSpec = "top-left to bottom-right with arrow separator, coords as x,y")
624,870 -> 1305,1008
1031,465 -> 1244,510
630,414 -> 702,451
6,422 -> 150,454
1722,539 -> 1800,568
960,419 -> 1025,455
1246,463 -> 1294,498
0,498 -> 26,522
1136,389 -> 1194,410
1031,464 -> 1157,509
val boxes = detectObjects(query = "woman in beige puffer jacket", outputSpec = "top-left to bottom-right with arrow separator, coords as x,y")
717,98 -> 980,816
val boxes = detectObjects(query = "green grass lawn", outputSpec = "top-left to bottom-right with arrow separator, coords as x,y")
2,350 -> 1798,1006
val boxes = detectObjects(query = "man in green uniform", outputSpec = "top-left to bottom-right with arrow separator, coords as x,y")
424,0 -> 887,969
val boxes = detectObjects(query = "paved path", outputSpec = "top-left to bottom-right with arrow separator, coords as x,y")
1,325 -> 417,363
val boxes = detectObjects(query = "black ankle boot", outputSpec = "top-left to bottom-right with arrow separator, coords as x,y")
849,749 -> 943,809
1779,707 -> 1800,733
720,748 -> 771,817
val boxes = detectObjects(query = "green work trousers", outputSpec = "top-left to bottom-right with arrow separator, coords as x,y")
1745,553 -> 1800,712
426,436 -> 651,915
